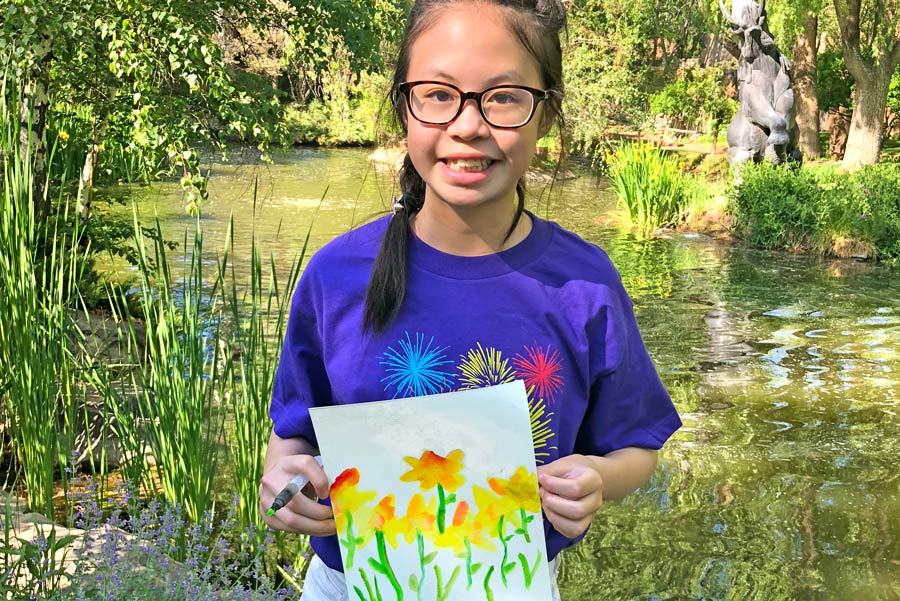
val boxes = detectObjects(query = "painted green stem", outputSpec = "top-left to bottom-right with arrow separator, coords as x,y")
465,537 -> 473,589
343,511 -> 359,568
416,530 -> 425,601
519,507 -> 532,543
498,515 -> 510,587
375,530 -> 403,601
437,484 -> 446,533
483,565 -> 495,601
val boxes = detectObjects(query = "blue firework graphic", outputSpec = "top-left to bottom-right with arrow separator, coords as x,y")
379,332 -> 455,398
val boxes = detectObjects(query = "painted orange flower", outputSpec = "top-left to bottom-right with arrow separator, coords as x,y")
330,467 -> 377,531
399,449 -> 466,492
369,494 -> 411,549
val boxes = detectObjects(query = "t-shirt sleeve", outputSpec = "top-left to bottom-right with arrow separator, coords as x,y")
269,269 -> 333,448
575,278 -> 681,457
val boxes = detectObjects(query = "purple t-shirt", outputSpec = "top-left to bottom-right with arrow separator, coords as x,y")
270,212 -> 681,571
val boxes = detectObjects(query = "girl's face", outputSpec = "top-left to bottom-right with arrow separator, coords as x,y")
404,4 -> 546,216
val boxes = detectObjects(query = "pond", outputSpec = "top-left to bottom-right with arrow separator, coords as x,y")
106,147 -> 900,600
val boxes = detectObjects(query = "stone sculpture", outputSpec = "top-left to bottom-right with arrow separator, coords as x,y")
720,0 -> 801,165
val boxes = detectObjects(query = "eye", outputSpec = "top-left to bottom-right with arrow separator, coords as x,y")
485,89 -> 525,105
420,86 -> 456,103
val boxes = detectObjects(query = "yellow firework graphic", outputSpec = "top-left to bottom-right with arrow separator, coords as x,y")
457,342 -> 516,389
527,385 -> 556,465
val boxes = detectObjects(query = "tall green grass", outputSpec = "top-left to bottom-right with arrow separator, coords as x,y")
91,210 -> 232,528
224,189 -> 307,555
0,71 -> 86,515
608,142 -> 695,234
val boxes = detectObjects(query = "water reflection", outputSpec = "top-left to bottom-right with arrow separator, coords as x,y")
98,148 -> 900,600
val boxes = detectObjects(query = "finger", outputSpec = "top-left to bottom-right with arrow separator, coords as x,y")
537,456 -> 585,477
279,454 -> 331,500
540,487 -> 601,521
543,508 -> 590,539
538,472 -> 597,499
286,493 -> 335,522
265,510 -> 337,537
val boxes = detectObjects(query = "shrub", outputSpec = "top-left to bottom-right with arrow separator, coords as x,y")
729,162 -> 825,249
840,164 -> 900,262
608,142 -> 695,233
730,162 -> 900,263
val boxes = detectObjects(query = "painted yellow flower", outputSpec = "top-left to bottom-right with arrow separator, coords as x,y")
369,494 -> 411,549
432,501 -> 470,553
487,466 -> 541,514
399,449 -> 466,492
330,467 -> 377,532
400,493 -> 437,542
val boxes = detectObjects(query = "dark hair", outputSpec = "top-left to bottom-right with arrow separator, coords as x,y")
364,0 -> 567,333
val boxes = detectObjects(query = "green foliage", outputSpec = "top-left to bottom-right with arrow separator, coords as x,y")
730,162 -> 900,263
0,0 -> 406,209
90,213 -> 231,529
564,0 -> 719,168
282,70 -> 392,146
648,66 -> 736,132
817,50 -> 854,114
729,162 -> 826,249
0,79 -> 84,516
224,197 -> 306,556
608,142 -> 696,233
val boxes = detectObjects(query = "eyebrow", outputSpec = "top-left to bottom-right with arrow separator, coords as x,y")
421,70 -> 531,87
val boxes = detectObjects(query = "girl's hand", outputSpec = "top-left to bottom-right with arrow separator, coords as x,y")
259,453 -> 336,536
537,454 -> 604,539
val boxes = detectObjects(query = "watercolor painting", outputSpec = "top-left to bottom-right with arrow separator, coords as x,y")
309,380 -> 552,601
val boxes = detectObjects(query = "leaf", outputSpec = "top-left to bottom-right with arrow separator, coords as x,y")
471,562 -> 483,574
408,574 -> 418,590
423,551 -> 439,565
368,558 -> 388,576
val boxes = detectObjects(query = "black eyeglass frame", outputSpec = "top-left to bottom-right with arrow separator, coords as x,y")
395,80 -> 551,129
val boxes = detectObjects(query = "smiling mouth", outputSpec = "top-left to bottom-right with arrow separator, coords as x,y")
443,158 -> 495,172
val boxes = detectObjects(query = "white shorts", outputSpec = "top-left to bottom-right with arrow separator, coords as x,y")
299,554 -> 563,600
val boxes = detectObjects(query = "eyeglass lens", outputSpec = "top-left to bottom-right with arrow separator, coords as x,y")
408,83 -> 536,127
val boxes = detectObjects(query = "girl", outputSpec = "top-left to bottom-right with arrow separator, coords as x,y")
259,1 -> 681,599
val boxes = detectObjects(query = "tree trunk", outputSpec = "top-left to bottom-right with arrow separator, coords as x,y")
792,14 -> 820,159
841,72 -> 890,170
19,75 -> 51,222
78,145 -> 99,221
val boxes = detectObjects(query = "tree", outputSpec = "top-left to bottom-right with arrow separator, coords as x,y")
0,0 -> 400,221
832,0 -> 900,169
766,0 -> 832,159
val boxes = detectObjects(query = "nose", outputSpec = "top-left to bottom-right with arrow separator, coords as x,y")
446,98 -> 490,139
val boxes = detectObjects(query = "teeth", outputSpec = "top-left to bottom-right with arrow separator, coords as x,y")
445,159 -> 492,172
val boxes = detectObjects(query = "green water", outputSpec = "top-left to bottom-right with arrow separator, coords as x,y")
106,147 -> 899,600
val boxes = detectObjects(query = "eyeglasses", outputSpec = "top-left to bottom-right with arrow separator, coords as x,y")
396,81 -> 550,128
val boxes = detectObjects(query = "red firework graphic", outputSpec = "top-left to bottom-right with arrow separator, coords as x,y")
513,344 -> 563,403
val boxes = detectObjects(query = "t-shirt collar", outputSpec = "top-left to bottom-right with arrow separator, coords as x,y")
408,209 -> 553,279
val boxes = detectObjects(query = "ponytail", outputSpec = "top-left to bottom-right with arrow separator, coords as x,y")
363,154 -> 425,333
